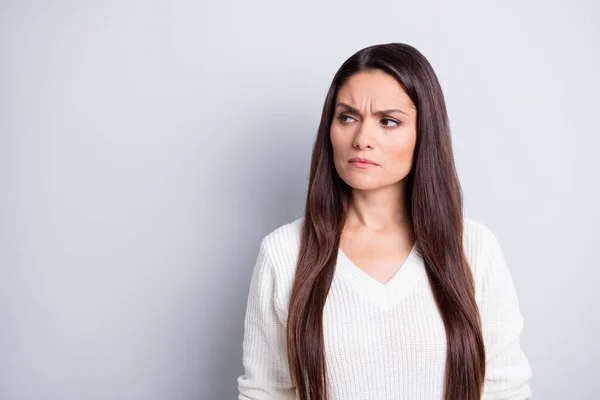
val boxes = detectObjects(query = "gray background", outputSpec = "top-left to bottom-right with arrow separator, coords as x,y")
1,1 -> 598,399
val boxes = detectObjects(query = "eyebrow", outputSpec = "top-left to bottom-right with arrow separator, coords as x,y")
335,102 -> 408,116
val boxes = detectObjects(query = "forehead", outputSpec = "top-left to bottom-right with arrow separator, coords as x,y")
336,69 -> 413,108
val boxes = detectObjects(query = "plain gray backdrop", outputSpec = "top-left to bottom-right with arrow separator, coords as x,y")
1,0 -> 598,399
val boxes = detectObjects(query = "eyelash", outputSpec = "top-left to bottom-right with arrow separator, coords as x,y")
336,114 -> 402,128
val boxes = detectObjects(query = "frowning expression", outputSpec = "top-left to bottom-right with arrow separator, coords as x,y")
330,69 -> 418,191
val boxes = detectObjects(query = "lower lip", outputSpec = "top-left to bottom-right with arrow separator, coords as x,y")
349,161 -> 378,168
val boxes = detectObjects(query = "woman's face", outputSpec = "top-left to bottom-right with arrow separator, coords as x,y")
330,69 -> 417,191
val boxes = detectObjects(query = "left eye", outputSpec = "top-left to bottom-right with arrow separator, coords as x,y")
382,118 -> 401,127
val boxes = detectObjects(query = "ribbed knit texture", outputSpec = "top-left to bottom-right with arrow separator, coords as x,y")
237,217 -> 533,399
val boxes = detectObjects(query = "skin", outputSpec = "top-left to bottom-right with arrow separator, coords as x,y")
330,69 -> 418,285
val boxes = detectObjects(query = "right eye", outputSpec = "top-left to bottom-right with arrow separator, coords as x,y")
337,114 -> 355,124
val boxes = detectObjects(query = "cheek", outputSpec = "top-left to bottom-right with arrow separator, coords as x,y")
384,132 -> 417,168
330,126 -> 348,153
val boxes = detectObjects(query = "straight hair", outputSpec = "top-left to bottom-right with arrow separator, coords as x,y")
286,43 -> 486,400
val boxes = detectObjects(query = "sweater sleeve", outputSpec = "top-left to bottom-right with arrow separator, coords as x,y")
237,237 -> 297,400
478,226 -> 533,399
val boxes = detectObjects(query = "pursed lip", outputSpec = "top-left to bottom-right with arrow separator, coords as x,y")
349,157 -> 379,166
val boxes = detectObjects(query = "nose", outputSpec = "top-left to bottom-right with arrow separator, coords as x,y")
352,121 -> 375,150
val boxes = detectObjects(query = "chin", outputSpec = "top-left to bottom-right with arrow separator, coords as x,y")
340,174 -> 383,191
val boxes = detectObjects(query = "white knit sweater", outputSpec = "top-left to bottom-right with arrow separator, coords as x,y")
237,217 -> 533,399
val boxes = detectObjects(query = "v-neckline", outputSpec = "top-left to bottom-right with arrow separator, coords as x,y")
335,243 -> 427,310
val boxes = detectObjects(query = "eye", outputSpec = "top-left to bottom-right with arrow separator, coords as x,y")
337,114 -> 356,124
382,118 -> 401,128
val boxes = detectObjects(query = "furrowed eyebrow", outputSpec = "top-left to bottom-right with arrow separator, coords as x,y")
335,102 -> 408,116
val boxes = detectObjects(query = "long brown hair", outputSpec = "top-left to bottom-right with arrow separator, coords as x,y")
286,43 -> 486,400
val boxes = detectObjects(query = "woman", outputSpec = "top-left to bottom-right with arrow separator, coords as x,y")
237,43 -> 533,400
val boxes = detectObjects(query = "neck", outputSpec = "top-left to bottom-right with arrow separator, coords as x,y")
346,182 -> 409,232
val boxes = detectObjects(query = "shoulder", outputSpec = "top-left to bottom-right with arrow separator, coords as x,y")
260,216 -> 304,271
256,216 -> 304,319
462,217 -> 501,263
463,217 -> 500,272
462,216 -> 514,302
